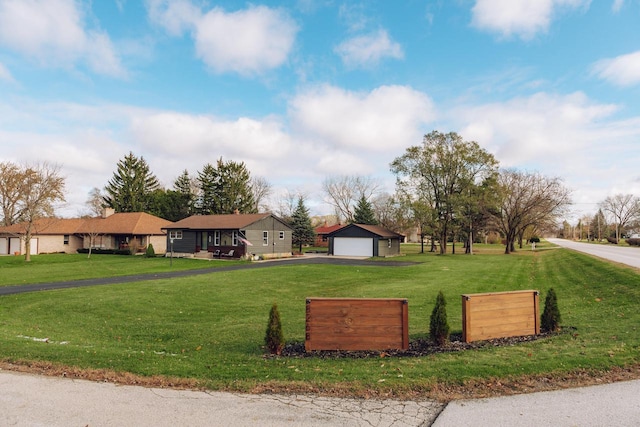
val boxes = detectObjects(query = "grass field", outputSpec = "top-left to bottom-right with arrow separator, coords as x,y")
0,242 -> 638,398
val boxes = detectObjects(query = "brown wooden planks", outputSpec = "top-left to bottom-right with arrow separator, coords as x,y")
462,290 -> 539,343
305,298 -> 409,351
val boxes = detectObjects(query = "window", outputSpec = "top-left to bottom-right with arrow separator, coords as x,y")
214,230 -> 221,246
388,239 -> 392,248
263,231 -> 269,246
232,231 -> 238,246
63,235 -> 69,245
169,230 -> 183,240
279,231 -> 285,240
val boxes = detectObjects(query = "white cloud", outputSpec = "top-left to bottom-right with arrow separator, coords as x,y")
0,62 -> 14,82
592,51 -> 640,87
612,0 -> 624,12
147,1 -> 298,75
470,0 -> 590,40
289,84 -> 434,154
145,0 -> 200,36
335,29 -> 404,68
0,0 -> 126,77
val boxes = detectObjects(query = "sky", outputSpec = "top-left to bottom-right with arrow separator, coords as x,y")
0,0 -> 639,222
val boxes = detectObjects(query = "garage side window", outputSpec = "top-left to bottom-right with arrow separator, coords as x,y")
279,231 -> 285,240
388,239 -> 392,248
263,231 -> 269,246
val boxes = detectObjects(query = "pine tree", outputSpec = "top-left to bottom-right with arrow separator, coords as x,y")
291,196 -> 315,252
196,158 -> 256,215
430,291 -> 450,346
104,152 -> 159,213
541,288 -> 561,333
264,303 -> 285,355
353,195 -> 378,225
173,169 -> 196,217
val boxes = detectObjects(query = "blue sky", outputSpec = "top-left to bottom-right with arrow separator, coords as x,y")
1,0 -> 639,221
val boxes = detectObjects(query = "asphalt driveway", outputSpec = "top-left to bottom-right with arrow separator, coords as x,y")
0,255 -> 418,296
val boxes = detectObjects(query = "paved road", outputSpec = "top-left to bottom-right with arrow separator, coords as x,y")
546,238 -> 640,269
1,369 -> 639,426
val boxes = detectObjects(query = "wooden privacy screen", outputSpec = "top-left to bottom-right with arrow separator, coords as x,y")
305,298 -> 409,351
462,290 -> 540,343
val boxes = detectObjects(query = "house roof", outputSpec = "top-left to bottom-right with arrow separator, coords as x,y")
165,213 -> 281,230
0,213 -> 172,236
77,212 -> 172,235
327,223 -> 405,239
315,223 -> 344,235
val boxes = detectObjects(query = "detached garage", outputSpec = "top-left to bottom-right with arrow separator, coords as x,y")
327,224 -> 404,257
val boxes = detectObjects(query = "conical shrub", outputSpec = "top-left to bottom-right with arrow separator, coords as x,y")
430,291 -> 450,346
541,288 -> 561,332
265,303 -> 285,355
145,243 -> 156,258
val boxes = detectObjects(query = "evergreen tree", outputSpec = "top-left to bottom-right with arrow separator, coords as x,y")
103,152 -> 159,213
197,163 -> 218,215
196,158 -> 256,215
541,288 -> 562,333
353,194 -> 378,225
429,291 -> 450,346
291,196 -> 315,252
173,169 -> 196,217
264,303 -> 285,355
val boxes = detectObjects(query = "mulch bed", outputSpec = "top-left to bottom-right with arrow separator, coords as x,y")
279,330 -> 569,359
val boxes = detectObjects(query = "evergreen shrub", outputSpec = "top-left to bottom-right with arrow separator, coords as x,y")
265,303 -> 285,355
541,288 -> 562,333
429,291 -> 450,346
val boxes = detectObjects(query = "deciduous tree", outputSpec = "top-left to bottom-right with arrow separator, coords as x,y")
16,162 -> 66,261
322,175 -> 379,223
599,194 -> 640,243
391,131 -> 498,254
495,169 -> 571,254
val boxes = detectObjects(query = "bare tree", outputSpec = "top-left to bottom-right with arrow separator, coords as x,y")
17,162 -> 66,261
274,189 -> 306,223
495,169 -> 571,254
85,187 -> 105,217
0,161 -> 25,226
599,194 -> 640,242
322,175 -> 380,223
250,176 -> 272,212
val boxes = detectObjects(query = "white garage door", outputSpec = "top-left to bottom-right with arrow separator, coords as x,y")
0,238 -> 7,255
333,237 -> 373,257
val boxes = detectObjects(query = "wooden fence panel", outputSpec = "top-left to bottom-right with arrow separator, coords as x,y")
462,290 -> 539,343
305,298 -> 409,351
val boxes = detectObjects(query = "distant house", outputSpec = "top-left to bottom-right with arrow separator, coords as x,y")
327,223 -> 404,257
0,209 -> 172,255
163,213 -> 292,259
314,223 -> 344,247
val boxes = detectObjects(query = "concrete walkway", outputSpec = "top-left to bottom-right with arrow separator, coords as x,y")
2,369 -> 639,426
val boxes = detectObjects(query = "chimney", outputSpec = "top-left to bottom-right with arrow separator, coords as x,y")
102,207 -> 115,218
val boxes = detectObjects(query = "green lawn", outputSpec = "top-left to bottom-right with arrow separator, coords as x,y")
0,253 -> 245,287
0,242 -> 638,397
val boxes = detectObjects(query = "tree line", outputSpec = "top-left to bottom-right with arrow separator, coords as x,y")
7,130 -> 636,257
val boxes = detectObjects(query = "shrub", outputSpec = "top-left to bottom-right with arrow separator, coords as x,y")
626,238 -> 640,247
529,236 -> 540,244
264,303 -> 284,355
606,236 -> 618,244
541,288 -> 562,333
145,243 -> 156,258
429,291 -> 450,346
